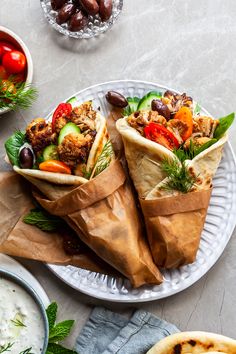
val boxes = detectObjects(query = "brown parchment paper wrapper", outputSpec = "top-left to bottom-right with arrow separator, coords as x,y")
140,189 -> 212,268
9,160 -> 163,288
0,171 -> 117,275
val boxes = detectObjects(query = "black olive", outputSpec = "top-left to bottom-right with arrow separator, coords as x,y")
19,147 -> 34,169
56,3 -> 76,25
105,91 -> 128,108
68,11 -> 88,31
51,0 -> 67,10
151,99 -> 171,120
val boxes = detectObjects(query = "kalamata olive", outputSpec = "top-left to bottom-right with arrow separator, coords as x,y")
68,11 -> 88,31
19,147 -> 34,169
99,0 -> 113,21
151,99 -> 171,120
56,3 -> 76,25
105,91 -> 128,108
62,228 -> 87,255
51,0 -> 67,10
72,0 -> 82,8
79,0 -> 99,16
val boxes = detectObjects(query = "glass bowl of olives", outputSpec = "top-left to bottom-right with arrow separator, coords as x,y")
40,0 -> 123,39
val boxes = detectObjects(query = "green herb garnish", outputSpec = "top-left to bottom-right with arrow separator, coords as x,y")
0,343 -> 14,353
89,140 -> 113,179
5,130 -> 26,166
161,157 -> 196,193
0,78 -> 37,111
11,318 -> 26,328
23,208 -> 66,232
46,302 -> 78,354
194,102 -> 201,115
173,139 -> 217,162
19,348 -> 34,354
213,112 -> 235,140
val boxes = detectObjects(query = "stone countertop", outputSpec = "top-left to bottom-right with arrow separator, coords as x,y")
1,0 -> 236,349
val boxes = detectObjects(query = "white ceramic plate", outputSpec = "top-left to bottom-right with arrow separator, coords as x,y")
0,254 -> 50,307
47,80 -> 236,302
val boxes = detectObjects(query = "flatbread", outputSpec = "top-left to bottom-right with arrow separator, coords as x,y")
147,331 -> 236,354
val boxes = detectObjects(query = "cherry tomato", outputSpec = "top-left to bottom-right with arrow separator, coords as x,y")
39,160 -> 71,174
174,107 -> 193,141
144,122 -> 179,150
2,50 -> 26,74
52,102 -> 72,131
0,65 -> 8,79
0,41 -> 15,59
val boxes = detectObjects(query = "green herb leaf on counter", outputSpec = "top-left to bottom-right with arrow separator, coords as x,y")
213,112 -> 235,140
46,343 -> 77,354
49,320 -> 75,343
0,78 -> 38,111
5,130 -> 26,166
161,158 -> 196,193
11,318 -> 26,327
0,342 -> 14,353
19,348 -> 34,354
46,302 -> 78,354
46,302 -> 58,331
23,209 -> 66,232
91,139 -> 113,178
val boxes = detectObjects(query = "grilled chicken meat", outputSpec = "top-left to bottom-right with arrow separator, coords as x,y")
162,91 -> 193,114
128,110 -> 167,135
54,116 -> 69,134
70,101 -> 96,132
26,118 -> 57,153
193,116 -> 219,138
57,132 -> 94,169
184,136 -> 212,149
167,119 -> 188,144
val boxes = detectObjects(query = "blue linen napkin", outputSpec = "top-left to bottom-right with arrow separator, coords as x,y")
76,307 -> 179,354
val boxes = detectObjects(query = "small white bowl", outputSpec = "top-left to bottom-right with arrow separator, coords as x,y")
0,26 -> 34,115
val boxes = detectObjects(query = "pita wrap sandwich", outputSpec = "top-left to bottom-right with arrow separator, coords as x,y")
147,331 -> 236,354
116,90 -> 234,268
4,98 -> 163,288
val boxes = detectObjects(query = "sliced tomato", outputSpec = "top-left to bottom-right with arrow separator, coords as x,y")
174,106 -> 193,141
144,122 -> 179,150
39,160 -> 71,174
52,102 -> 72,131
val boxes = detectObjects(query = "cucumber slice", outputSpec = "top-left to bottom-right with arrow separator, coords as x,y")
58,122 -> 81,145
127,97 -> 140,112
66,96 -> 77,105
43,145 -> 58,161
137,91 -> 162,111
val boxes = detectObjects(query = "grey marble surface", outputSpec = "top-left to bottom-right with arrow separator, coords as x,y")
1,0 -> 236,349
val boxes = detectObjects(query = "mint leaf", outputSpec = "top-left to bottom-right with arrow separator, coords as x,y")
49,320 -> 74,343
46,302 -> 58,331
23,209 -> 66,232
47,343 -> 77,354
5,130 -> 26,166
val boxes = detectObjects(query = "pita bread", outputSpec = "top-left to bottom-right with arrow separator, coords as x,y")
147,331 -> 236,354
14,112 -> 113,185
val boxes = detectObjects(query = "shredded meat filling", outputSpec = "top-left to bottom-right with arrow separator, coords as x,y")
70,102 -> 96,132
193,116 -> 219,138
26,118 -> 57,153
57,133 -> 94,169
127,110 -> 167,135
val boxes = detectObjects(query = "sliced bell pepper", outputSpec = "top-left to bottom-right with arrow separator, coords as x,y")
144,122 -> 179,150
174,106 -> 193,141
39,160 -> 71,174
52,102 -> 72,131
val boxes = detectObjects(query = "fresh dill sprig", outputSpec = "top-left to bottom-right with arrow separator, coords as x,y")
0,342 -> 14,353
11,318 -> 26,328
0,78 -> 38,110
19,348 -> 34,354
89,140 -> 114,179
160,157 -> 196,193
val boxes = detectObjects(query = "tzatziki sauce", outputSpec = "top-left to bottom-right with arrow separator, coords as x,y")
0,277 -> 45,353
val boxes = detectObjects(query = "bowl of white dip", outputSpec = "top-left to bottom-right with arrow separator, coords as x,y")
0,269 -> 49,353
